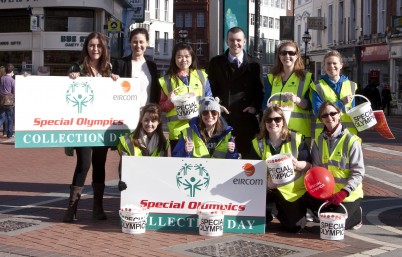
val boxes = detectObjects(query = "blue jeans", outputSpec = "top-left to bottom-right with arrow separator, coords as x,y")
0,106 -> 14,137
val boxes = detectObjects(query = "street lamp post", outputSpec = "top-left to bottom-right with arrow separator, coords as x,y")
302,31 -> 311,68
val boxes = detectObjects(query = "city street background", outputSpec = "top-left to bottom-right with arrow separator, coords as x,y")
0,115 -> 401,257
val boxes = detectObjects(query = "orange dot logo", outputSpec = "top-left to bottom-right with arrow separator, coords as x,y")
242,163 -> 255,177
121,80 -> 131,93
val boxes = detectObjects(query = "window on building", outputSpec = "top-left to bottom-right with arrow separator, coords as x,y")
251,14 -> 255,26
0,9 -> 30,32
164,32 -> 169,54
338,1 -> 344,42
197,12 -> 205,27
176,12 -> 183,28
281,0 -> 285,9
297,0 -> 301,5
196,39 -> 204,56
399,0 -> 402,15
185,12 -> 192,27
363,0 -> 371,36
145,0 -> 149,11
155,0 -> 160,20
328,5 -> 333,43
275,18 -> 279,29
164,0 -> 169,21
44,8 -> 94,32
269,17 -> 274,28
297,24 -> 301,46
378,0 -> 386,33
263,16 -> 268,27
263,0 -> 269,6
275,0 -> 280,8
349,0 -> 356,41
155,31 -> 160,54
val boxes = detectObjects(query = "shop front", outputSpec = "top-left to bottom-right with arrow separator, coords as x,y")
389,38 -> 402,114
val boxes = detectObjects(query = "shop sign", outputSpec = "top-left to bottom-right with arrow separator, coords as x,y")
361,45 -> 388,62
128,0 -> 145,23
43,32 -> 88,49
0,34 -> 31,50
15,76 -> 141,148
108,20 -> 121,32
307,17 -> 325,30
392,16 -> 402,28
390,46 -> 402,58
121,157 -> 267,233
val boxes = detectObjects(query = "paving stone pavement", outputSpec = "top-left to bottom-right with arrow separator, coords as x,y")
0,115 -> 402,257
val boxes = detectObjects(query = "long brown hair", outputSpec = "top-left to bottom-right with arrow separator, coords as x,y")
198,116 -> 223,142
270,40 -> 305,80
80,32 -> 110,77
132,103 -> 167,151
257,106 -> 291,141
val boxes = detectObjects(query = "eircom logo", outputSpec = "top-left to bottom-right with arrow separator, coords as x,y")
176,163 -> 210,197
242,163 -> 255,177
233,163 -> 263,186
66,81 -> 94,113
120,80 -> 131,93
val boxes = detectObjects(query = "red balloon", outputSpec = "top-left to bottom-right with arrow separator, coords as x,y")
304,167 -> 335,199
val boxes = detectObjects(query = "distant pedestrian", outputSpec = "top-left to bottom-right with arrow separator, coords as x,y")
0,63 -> 15,138
363,78 -> 382,111
382,85 -> 392,116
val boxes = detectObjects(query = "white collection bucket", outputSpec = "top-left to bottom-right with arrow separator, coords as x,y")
197,201 -> 225,237
266,92 -> 294,125
318,203 -> 348,240
266,154 -> 295,184
119,205 -> 149,235
171,86 -> 198,120
345,94 -> 377,132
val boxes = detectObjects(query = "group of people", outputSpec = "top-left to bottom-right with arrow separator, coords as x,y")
62,27 -> 364,234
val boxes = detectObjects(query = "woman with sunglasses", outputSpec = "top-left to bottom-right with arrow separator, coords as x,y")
159,43 -> 213,151
249,106 -> 312,233
311,50 -> 358,138
172,97 -> 238,159
262,40 -> 314,145
116,103 -> 169,191
307,101 -> 364,230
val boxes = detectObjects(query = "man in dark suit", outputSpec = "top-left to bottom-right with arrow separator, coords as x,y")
207,27 -> 263,158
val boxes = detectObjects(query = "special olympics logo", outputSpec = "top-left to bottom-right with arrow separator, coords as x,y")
176,163 -> 210,197
66,81 -> 94,113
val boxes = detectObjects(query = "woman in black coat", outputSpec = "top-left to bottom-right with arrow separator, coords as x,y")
112,28 -> 160,105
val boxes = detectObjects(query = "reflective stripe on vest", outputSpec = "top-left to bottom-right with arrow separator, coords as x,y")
118,134 -> 167,157
317,131 -> 363,202
313,80 -> 358,139
252,131 -> 306,202
185,127 -> 230,158
268,72 -> 312,138
160,69 -> 207,139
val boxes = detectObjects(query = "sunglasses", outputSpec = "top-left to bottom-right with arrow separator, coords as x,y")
265,117 -> 283,123
279,50 -> 297,56
320,112 -> 339,119
202,110 -> 219,117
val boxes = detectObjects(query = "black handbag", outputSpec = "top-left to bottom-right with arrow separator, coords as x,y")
0,94 -> 15,106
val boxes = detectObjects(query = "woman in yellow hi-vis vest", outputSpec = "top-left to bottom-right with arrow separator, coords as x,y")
159,43 -> 213,151
262,41 -> 314,145
172,97 -> 239,159
311,50 -> 358,139
309,101 -> 364,230
249,106 -> 312,233
117,103 -> 169,191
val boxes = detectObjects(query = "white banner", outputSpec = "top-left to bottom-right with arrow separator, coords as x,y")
15,75 -> 141,148
121,157 -> 267,234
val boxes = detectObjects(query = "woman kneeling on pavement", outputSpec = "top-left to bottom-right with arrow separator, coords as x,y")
117,103 -> 169,191
306,101 -> 364,230
172,96 -> 239,159
249,106 -> 312,233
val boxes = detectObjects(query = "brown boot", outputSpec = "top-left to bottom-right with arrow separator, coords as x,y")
92,183 -> 107,220
63,186 -> 84,222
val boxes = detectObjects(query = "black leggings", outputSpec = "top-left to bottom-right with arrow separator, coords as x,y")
71,147 -> 109,187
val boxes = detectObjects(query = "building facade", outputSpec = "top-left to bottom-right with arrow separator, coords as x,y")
0,0 -> 129,76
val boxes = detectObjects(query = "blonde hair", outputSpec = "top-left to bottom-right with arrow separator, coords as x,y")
271,40 -> 305,79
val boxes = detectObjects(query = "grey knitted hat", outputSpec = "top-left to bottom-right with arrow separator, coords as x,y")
199,97 -> 221,116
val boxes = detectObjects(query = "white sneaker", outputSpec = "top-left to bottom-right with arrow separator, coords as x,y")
306,211 -> 319,223
351,206 -> 363,230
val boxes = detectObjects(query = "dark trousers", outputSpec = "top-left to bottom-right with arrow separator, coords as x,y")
269,189 -> 307,233
383,101 -> 391,116
303,193 -> 362,229
71,146 -> 109,187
